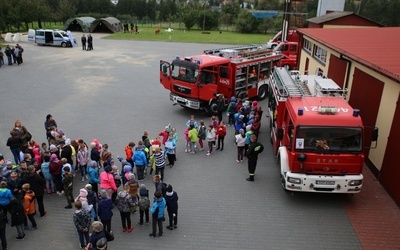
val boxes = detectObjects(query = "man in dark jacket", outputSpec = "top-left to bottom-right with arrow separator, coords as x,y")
6,131 -> 22,165
246,135 -> 264,182
59,141 -> 73,166
22,166 -> 46,217
216,94 -> 225,123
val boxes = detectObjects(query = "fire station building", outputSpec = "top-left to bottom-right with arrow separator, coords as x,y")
296,27 -> 400,205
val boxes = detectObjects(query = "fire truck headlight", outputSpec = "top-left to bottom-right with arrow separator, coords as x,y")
287,177 -> 301,184
349,180 -> 362,186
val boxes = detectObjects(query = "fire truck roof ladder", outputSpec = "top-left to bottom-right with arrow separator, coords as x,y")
275,67 -> 309,97
203,45 -> 260,55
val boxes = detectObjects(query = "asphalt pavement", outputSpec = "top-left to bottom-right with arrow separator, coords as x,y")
0,32 -> 396,250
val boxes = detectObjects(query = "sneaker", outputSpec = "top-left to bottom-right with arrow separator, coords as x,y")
85,175 -> 89,180
166,226 -> 173,230
32,226 -> 38,230
169,165 -> 174,168
206,152 -> 211,156
128,226 -> 133,232
190,151 -> 195,154
15,236 -> 25,240
146,221 -> 149,224
216,148 -> 220,150
220,148 -> 223,151
158,234 -> 163,238
184,149 -> 188,153
240,160 -> 243,163
236,159 -> 240,163
199,148 -> 204,151
40,212 -> 47,218
174,225 -> 177,229
137,222 -> 144,226
81,177 -> 85,182
149,233 -> 156,238
122,227 -> 127,232
47,193 -> 51,196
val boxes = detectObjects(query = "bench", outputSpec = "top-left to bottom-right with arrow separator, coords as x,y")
201,31 -> 210,34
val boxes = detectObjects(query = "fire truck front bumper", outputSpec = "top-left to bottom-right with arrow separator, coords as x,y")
170,93 -> 200,110
284,172 -> 363,193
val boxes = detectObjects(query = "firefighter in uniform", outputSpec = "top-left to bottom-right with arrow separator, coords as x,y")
246,134 -> 264,181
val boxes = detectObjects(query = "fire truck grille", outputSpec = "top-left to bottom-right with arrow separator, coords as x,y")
173,85 -> 191,95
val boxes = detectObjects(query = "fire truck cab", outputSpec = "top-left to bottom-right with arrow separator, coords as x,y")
268,67 -> 377,193
160,45 -> 282,114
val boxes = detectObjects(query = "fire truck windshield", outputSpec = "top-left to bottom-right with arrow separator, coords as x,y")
294,127 -> 362,153
171,60 -> 198,84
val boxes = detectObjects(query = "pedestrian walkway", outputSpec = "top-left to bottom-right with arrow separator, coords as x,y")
343,166 -> 400,250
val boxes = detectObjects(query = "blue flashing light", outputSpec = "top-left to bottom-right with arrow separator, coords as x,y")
298,108 -> 303,115
353,109 -> 360,117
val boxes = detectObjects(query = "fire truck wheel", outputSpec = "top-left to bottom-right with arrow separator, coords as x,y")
280,174 -> 287,191
207,101 -> 218,116
258,85 -> 268,100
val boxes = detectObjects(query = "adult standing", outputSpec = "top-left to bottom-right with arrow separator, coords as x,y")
99,166 -> 117,199
49,154 -> 63,195
245,135 -> 264,182
44,114 -> 57,145
22,166 -> 46,217
81,34 -> 87,51
87,34 -> 93,51
216,94 -> 225,123
12,120 -> 29,147
4,45 -> 12,65
15,44 -> 23,64
59,141 -> 73,166
6,131 -> 22,164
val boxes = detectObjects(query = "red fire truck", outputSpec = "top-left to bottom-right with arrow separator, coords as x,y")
160,45 -> 282,114
268,67 -> 378,193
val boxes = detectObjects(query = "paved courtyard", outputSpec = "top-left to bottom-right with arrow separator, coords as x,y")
0,33 -> 398,250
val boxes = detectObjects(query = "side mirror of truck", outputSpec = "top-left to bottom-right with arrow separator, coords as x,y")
371,127 -> 379,141
277,128 -> 284,140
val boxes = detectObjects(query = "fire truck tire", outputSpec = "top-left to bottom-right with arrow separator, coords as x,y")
207,101 -> 218,116
280,174 -> 287,191
258,85 -> 268,100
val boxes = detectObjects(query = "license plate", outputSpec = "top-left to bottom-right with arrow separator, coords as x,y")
316,180 -> 335,185
176,97 -> 185,103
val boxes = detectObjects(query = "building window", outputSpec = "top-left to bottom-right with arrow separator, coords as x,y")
314,45 -> 327,64
303,39 -> 312,53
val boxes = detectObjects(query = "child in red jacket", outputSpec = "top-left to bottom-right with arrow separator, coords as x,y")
216,121 -> 227,151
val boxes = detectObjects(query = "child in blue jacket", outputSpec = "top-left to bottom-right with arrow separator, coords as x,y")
149,191 -> 166,238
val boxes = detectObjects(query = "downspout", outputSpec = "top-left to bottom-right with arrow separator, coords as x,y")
340,54 -> 352,95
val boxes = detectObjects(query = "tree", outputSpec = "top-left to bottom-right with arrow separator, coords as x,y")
197,9 -> 219,30
235,9 -> 260,33
178,2 -> 201,30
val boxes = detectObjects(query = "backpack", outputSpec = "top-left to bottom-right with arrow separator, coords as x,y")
138,196 -> 150,210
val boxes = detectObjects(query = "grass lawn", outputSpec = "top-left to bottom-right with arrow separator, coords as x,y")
105,28 -> 273,45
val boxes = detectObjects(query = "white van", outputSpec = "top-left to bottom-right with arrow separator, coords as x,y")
34,29 -> 72,47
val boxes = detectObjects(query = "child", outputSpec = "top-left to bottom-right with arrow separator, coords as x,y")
86,184 -> 98,221
0,210 -> 7,249
137,184 -> 150,226
62,166 -> 74,209
206,125 -> 216,156
9,197 -> 25,240
73,200 -> 91,249
153,147 -> 166,181
165,134 -> 176,168
188,123 -> 198,154
184,127 -> 190,153
165,184 -> 178,230
235,129 -> 246,163
216,121 -> 227,151
197,120 -> 206,151
227,97 -> 236,126
75,188 -> 94,214
115,184 -> 134,233
41,155 -> 54,195
87,161 -> 100,195
97,189 -> 113,234
22,183 -> 37,230
149,191 -> 166,238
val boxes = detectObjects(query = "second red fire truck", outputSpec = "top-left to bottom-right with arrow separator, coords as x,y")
160,45 -> 282,114
268,67 -> 378,193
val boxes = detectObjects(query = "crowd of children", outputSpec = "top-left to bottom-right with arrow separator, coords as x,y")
0,97 -> 262,248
